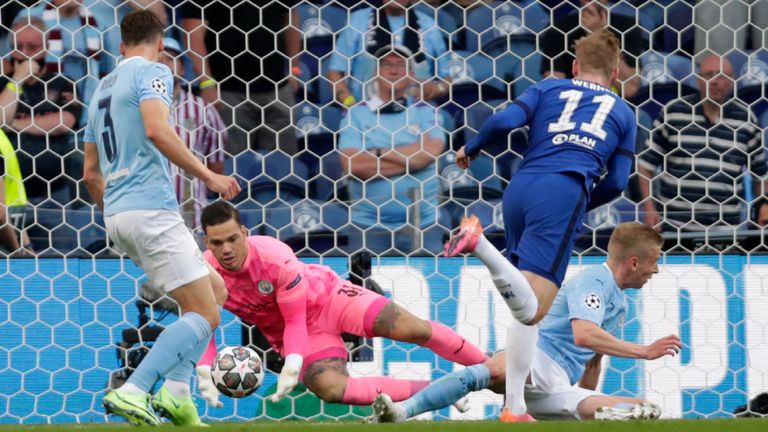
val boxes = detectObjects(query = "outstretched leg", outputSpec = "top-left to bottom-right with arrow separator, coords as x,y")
302,358 -> 429,405
371,302 -> 488,365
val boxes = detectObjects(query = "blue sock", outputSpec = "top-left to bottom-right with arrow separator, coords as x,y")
402,364 -> 491,418
126,312 -> 212,393
164,334 -> 212,384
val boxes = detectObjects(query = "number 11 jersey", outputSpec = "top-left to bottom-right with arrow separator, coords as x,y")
84,56 -> 178,216
511,79 -> 636,191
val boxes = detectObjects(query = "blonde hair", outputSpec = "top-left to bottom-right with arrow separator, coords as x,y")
607,222 -> 663,263
574,29 -> 620,79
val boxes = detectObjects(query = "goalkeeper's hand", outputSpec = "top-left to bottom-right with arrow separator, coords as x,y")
269,354 -> 303,403
197,365 -> 224,408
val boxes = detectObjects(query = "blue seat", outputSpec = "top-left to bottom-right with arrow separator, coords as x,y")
439,151 -> 504,225
635,51 -> 698,120
464,0 -> 548,54
466,199 -> 505,250
656,0 -> 694,53
735,50 -> 768,112
235,199 -> 264,233
264,200 -> 352,255
233,151 -> 308,204
440,51 -> 507,118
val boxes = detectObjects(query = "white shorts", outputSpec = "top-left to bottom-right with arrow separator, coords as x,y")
106,210 -> 209,293
524,347 -> 600,420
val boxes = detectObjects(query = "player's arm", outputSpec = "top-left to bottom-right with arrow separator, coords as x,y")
463,101 -> 531,158
140,99 -> 239,200
572,319 -> 681,360
83,142 -> 106,210
270,244 -> 310,402
579,353 -> 603,391
586,117 -> 637,211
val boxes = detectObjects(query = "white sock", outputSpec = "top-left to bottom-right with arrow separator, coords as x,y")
474,235 -> 539,324
118,382 -> 144,395
163,379 -> 191,399
505,320 -> 538,415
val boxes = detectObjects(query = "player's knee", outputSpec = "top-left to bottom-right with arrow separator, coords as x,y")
305,374 -> 346,403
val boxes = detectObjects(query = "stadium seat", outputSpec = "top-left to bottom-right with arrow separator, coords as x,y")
233,151 -> 308,204
464,0 -> 549,54
734,50 -> 768,116
264,200 -> 353,255
635,51 -> 698,120
466,198 -> 506,250
440,51 -> 508,119
656,0 -> 695,54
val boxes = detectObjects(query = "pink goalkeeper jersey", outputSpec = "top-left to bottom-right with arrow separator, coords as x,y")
204,236 -> 341,357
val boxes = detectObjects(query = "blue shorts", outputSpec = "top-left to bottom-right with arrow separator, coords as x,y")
502,172 -> 587,287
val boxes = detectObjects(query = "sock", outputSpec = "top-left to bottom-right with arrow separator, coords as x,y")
162,333 -> 212,396
341,377 -> 429,405
505,320 -> 538,415
162,379 -> 191,399
118,382 -> 143,394
423,321 -> 488,365
474,235 -> 538,324
402,364 -> 491,418
126,312 -> 212,393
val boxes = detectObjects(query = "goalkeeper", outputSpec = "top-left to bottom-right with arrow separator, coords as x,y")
373,222 -> 682,422
195,201 -> 488,411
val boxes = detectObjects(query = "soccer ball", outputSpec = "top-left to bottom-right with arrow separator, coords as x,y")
210,346 -> 264,398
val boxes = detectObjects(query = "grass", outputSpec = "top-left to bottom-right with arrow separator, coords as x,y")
0,418 -> 766,432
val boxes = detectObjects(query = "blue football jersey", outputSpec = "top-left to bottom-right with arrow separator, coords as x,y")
83,56 -> 178,216
537,263 -> 627,385
465,79 -> 637,192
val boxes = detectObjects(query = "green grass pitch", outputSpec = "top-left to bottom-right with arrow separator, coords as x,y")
0,418 -> 765,432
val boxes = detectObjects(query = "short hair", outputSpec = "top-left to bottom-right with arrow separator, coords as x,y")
201,201 -> 241,232
607,222 -> 663,262
574,29 -> 620,79
120,10 -> 164,47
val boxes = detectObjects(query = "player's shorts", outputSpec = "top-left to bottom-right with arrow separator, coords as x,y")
105,210 -> 209,293
299,281 -> 390,380
524,347 -> 599,420
502,171 -> 588,286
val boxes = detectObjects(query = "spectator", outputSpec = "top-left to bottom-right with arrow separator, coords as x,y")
0,17 -> 81,251
638,55 -> 767,232
157,37 -> 226,241
694,0 -> 768,55
0,129 -> 26,255
338,45 -> 445,251
17,0 -> 116,115
539,0 -> 646,100
182,0 -> 300,155
327,0 -> 450,107
751,196 -> 768,227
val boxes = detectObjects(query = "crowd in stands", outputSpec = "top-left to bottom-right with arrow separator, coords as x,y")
0,0 -> 767,257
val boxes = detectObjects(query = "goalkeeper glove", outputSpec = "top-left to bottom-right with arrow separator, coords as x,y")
196,365 -> 223,408
269,353 -> 303,403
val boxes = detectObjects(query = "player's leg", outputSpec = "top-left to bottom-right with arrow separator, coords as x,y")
300,334 -> 429,405
103,211 -> 216,425
325,281 -> 488,365
373,352 -> 506,422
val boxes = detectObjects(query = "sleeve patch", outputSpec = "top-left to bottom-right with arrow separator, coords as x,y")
584,293 -> 602,310
288,274 -> 302,290
150,78 -> 167,96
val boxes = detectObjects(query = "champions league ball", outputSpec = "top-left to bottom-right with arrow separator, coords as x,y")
211,346 -> 265,398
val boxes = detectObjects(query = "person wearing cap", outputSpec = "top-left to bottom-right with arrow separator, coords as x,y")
157,37 -> 227,243
327,0 -> 450,107
338,45 -> 446,252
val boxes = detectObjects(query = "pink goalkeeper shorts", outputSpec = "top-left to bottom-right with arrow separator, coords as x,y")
300,281 -> 389,379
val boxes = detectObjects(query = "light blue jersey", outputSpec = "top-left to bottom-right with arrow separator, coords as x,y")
338,98 -> 444,228
83,57 -> 178,216
538,264 -> 627,385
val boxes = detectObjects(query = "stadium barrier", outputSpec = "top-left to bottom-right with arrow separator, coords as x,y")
0,255 -> 765,423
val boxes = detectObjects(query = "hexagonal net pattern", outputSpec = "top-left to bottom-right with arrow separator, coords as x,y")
0,0 -> 766,424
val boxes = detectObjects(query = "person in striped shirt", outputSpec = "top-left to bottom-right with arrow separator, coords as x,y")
158,37 -> 227,237
638,54 -> 768,232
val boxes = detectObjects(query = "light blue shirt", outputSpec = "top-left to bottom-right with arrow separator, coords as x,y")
338,98 -> 444,228
329,8 -> 449,100
83,57 -> 178,216
538,264 -> 628,385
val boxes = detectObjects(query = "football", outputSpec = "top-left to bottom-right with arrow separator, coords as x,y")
210,346 -> 265,398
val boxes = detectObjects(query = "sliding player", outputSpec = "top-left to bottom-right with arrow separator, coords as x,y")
194,201 -> 487,413
376,223 -> 680,422
445,29 -> 637,421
